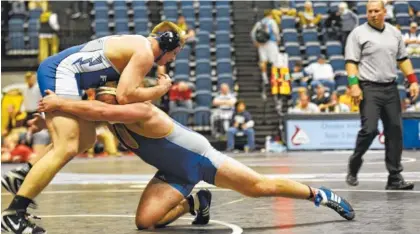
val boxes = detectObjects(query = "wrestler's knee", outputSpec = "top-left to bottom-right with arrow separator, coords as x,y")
135,215 -> 155,230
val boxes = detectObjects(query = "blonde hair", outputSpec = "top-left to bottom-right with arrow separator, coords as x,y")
150,21 -> 186,47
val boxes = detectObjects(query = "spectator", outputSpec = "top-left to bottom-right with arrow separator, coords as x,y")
327,92 -> 350,113
338,86 -> 360,113
177,15 -> 196,44
226,101 -> 255,152
289,93 -> 319,113
311,84 -> 331,112
298,1 -> 322,28
304,55 -> 336,89
87,125 -> 120,157
251,9 -> 280,85
339,2 -> 358,49
290,60 -> 310,87
168,81 -> 193,111
403,22 -> 420,56
38,5 -> 60,63
22,72 -> 42,125
211,83 -> 237,137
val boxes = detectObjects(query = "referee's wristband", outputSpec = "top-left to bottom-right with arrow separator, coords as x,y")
348,75 -> 359,86
407,73 -> 418,84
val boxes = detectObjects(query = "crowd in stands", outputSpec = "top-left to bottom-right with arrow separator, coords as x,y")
252,0 -> 420,116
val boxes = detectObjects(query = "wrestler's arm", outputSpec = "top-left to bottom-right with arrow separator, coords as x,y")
54,99 -> 152,123
116,45 -> 169,104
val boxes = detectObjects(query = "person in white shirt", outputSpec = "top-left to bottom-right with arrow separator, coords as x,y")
22,72 -> 42,122
403,22 -> 420,56
289,93 -> 320,114
251,10 -> 280,85
211,83 -> 237,137
304,55 -> 335,89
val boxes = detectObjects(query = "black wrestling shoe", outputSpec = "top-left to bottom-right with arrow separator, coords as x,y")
1,209 -> 45,233
187,189 -> 212,225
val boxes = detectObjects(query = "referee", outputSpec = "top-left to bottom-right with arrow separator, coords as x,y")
344,0 -> 419,190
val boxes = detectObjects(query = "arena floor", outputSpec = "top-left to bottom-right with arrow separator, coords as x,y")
2,151 -> 420,234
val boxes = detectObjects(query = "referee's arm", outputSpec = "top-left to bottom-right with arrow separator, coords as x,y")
396,31 -> 419,100
344,30 -> 361,81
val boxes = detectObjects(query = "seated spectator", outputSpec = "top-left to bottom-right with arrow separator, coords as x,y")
404,22 -> 420,56
211,83 -> 237,138
338,86 -> 360,112
271,7 -> 297,25
290,60 -> 310,87
311,84 -> 331,112
304,55 -> 335,89
289,93 -> 320,113
168,81 -> 193,111
298,1 -> 322,28
177,15 -> 195,44
327,92 -> 350,113
226,101 -> 255,152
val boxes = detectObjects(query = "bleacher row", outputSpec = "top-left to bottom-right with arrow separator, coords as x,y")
6,8 -> 43,54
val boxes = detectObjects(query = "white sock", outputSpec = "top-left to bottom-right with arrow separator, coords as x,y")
193,193 -> 200,211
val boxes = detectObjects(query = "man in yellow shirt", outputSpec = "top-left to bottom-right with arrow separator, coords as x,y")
338,86 -> 359,112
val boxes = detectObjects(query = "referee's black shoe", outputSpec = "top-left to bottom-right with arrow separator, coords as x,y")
346,174 -> 359,186
386,176 -> 414,190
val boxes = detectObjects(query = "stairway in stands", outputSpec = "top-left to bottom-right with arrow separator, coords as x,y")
232,1 -> 280,148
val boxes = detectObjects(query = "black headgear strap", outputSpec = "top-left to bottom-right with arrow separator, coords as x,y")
154,31 -> 181,63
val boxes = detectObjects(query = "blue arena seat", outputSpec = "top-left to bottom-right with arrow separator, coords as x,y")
282,29 -> 298,43
196,59 -> 212,76
197,31 -> 210,45
216,44 -> 231,60
115,19 -> 129,34
326,41 -> 343,57
195,75 -> 212,91
194,107 -> 211,127
302,29 -> 318,43
217,59 -> 232,76
195,45 -> 211,60
195,90 -> 213,107
281,16 -> 296,29
215,31 -> 230,45
169,107 -> 191,126
285,42 -> 301,57
174,59 -> 190,82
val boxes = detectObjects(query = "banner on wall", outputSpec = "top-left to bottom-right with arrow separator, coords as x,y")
286,119 -> 385,150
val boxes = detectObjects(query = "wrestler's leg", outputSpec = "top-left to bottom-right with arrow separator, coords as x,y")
214,156 -> 314,199
135,177 -> 187,229
14,111 -> 96,200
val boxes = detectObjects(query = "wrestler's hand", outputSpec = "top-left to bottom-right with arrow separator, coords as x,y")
27,113 -> 47,134
157,73 -> 172,91
409,82 -> 419,102
350,84 -> 363,106
38,89 -> 62,112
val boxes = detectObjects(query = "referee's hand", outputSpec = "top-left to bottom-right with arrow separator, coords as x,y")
350,84 -> 363,106
409,82 -> 419,101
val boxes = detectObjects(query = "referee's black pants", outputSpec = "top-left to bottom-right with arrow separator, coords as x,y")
348,81 -> 404,181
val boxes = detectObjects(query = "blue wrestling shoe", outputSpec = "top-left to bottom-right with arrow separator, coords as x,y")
314,187 -> 355,221
187,189 -> 212,225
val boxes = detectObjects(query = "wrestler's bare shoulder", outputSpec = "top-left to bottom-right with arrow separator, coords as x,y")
104,35 -> 154,71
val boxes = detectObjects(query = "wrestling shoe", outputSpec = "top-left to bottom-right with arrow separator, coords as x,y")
1,164 -> 31,195
314,187 -> 355,221
1,209 -> 45,233
187,189 -> 212,225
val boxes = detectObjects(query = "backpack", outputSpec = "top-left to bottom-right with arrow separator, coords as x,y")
255,21 -> 270,43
